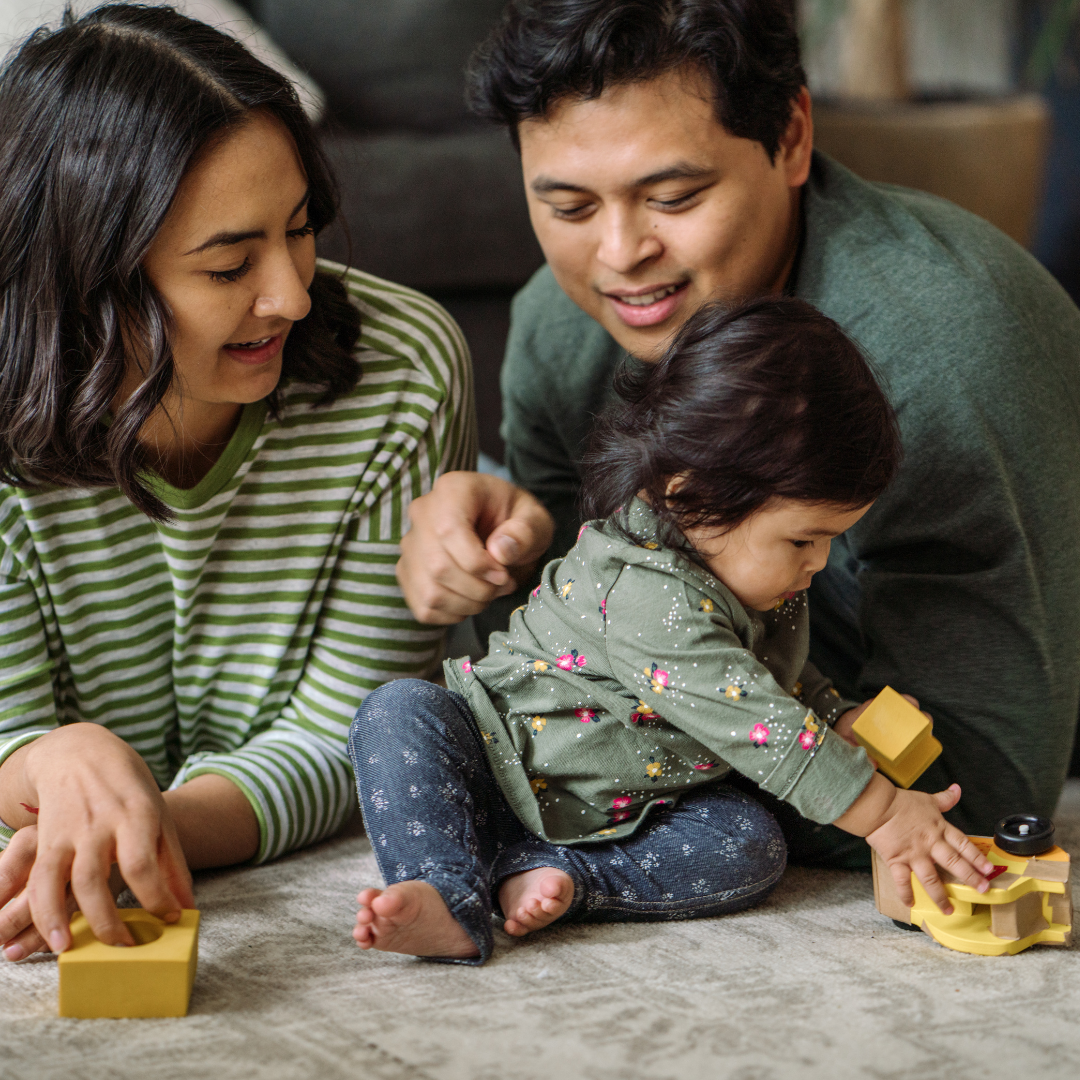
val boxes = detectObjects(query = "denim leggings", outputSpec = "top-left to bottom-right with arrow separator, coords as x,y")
349,679 -> 787,964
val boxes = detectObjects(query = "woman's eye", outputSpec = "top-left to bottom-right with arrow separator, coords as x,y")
287,221 -> 315,239
207,257 -> 252,283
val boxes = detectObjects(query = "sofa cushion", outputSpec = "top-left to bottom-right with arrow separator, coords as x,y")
317,128 -> 543,292
252,0 -> 507,132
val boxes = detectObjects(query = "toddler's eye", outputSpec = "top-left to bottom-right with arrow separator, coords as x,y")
790,539 -> 811,549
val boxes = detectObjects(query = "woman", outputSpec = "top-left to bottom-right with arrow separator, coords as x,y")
0,4 -> 475,959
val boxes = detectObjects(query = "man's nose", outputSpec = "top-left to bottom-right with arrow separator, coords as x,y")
595,207 -> 663,274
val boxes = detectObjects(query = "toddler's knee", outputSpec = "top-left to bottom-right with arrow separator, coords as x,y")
349,678 -> 473,754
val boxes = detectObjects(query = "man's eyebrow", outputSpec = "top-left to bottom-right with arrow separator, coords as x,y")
530,163 -> 715,196
182,189 -> 311,256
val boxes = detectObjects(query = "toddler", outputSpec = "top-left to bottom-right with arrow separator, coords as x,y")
349,297 -> 995,963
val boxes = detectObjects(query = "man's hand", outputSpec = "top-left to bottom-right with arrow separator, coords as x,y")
397,472 -> 554,625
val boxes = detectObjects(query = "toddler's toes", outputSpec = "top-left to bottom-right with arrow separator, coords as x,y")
498,867 -> 574,937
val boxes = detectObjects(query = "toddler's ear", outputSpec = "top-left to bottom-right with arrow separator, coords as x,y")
663,472 -> 689,497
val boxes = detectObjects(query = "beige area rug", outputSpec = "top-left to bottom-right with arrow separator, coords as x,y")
3,782 -> 1079,1080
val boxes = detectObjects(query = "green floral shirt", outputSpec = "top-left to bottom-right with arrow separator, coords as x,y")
445,500 -> 875,844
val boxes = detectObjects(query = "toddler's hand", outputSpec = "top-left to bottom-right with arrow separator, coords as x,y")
865,783 -> 995,914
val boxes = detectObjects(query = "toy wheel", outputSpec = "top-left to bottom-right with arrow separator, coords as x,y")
892,919 -> 922,932
994,813 -> 1055,856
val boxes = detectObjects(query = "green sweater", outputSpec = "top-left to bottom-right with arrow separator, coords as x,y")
0,265 -> 476,863
447,500 -> 871,844
497,153 -> 1080,834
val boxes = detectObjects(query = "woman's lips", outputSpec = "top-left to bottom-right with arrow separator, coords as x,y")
222,334 -> 283,366
605,282 -> 689,328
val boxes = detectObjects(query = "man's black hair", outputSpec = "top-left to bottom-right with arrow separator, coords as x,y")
466,0 -> 806,158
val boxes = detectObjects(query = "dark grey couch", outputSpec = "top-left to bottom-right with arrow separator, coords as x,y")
249,0 -> 544,462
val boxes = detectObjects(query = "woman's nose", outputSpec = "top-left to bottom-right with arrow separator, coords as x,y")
252,256 -> 312,322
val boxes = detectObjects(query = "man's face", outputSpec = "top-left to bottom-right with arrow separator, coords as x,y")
518,68 -> 813,360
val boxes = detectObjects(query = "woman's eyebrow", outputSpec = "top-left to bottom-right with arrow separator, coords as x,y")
182,189 -> 311,256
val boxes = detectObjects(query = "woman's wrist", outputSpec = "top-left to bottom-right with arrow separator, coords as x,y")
0,742 -> 39,831
832,772 -> 898,836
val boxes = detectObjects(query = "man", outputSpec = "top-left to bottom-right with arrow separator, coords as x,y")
396,0 -> 1080,856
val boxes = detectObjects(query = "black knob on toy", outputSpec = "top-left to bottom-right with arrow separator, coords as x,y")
994,814 -> 1055,857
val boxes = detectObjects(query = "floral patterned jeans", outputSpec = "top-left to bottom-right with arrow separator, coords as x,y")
349,679 -> 787,965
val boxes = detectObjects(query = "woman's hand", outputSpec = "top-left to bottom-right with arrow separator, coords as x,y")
0,723 -> 194,955
833,773 -> 995,913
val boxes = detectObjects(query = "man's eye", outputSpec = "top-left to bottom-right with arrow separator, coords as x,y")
651,187 -> 708,211
551,203 -> 594,220
207,257 -> 252,283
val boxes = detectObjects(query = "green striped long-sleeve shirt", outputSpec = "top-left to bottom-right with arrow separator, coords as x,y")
0,264 -> 476,863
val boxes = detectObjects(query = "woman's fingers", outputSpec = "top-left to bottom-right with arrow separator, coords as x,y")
0,825 -> 38,909
158,822 -> 195,912
0,890 -> 36,955
114,818 -> 184,924
68,841 -> 134,948
25,839 -> 79,953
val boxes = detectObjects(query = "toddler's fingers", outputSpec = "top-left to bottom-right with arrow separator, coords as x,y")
944,827 -> 995,876
887,860 -> 916,907
931,840 -> 990,893
912,857 -> 953,915
931,783 -> 961,814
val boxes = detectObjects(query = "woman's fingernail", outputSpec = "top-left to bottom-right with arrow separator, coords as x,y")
4,943 -> 25,962
48,930 -> 66,954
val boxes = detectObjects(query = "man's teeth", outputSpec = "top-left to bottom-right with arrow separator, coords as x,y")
229,337 -> 272,348
617,284 -> 682,307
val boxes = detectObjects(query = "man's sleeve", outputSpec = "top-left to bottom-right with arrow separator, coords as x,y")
826,325 -> 1080,831
605,566 -> 874,824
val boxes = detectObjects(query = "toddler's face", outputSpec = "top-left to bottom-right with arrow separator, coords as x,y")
682,500 -> 872,612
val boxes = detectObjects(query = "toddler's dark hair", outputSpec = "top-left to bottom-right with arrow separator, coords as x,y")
581,297 -> 902,541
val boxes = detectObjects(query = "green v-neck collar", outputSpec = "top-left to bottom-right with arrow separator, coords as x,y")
143,400 -> 268,511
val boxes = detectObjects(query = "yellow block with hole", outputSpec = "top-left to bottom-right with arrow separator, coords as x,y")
851,685 -> 942,788
58,908 -> 199,1018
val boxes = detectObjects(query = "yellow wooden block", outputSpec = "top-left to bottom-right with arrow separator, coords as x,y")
58,909 -> 199,1018
851,685 -> 942,788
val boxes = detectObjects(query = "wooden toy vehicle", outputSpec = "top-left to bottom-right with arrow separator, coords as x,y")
873,815 -> 1072,956
58,908 -> 200,1018
851,686 -> 942,788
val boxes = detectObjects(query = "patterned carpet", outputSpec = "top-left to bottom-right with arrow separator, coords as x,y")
2,782 -> 1078,1080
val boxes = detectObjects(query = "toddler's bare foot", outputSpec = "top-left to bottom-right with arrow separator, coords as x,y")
498,867 -> 574,936
353,882 -> 478,959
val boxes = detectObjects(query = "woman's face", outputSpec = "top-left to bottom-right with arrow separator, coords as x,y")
140,110 -> 316,413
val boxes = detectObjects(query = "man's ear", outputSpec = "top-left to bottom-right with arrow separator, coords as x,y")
777,86 -> 814,189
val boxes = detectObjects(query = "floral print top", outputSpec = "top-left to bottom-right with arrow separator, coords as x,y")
445,499 -> 873,845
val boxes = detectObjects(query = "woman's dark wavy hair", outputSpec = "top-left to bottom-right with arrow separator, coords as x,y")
581,297 -> 902,548
466,0 -> 804,157
0,4 -> 361,520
